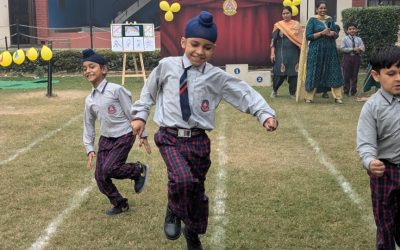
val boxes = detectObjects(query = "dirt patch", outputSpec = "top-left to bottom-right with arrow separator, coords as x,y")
13,90 -> 87,101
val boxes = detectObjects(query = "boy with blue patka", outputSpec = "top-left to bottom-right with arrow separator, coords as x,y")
81,49 -> 150,216
131,11 -> 278,249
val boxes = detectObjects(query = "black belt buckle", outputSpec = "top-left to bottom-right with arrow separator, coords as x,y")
177,128 -> 191,138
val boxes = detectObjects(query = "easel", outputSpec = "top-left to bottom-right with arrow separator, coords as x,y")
121,51 -> 147,85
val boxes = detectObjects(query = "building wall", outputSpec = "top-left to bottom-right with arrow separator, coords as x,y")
352,0 -> 366,6
36,0 -> 49,40
0,0 -> 10,49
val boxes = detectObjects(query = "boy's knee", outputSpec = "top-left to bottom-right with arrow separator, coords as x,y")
175,175 -> 195,193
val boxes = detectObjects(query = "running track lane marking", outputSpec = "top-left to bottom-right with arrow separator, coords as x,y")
0,114 -> 82,166
30,181 -> 95,250
293,117 -> 375,228
210,107 -> 228,250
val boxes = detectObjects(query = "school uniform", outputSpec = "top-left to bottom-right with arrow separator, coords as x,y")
132,54 -> 276,234
83,79 -> 145,207
357,89 -> 400,249
340,35 -> 365,96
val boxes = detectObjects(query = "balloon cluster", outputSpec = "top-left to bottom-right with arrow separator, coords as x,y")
283,0 -> 301,16
0,45 -> 53,67
159,1 -> 181,22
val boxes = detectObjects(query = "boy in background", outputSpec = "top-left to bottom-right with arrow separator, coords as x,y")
340,23 -> 365,96
356,45 -> 400,249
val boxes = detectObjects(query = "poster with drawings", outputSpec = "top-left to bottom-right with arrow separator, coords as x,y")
144,37 -> 155,51
133,37 -> 144,51
111,23 -> 155,52
123,37 -> 134,51
111,37 -> 123,52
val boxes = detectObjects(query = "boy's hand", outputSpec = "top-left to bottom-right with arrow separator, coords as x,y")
369,159 -> 385,177
86,151 -> 96,170
263,117 -> 278,132
131,119 -> 145,137
139,137 -> 152,154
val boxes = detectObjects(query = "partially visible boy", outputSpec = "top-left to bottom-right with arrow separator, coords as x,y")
82,49 -> 150,216
356,45 -> 400,249
340,22 -> 365,96
131,11 -> 278,249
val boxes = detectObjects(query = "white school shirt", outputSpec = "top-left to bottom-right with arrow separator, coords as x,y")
340,35 -> 365,54
83,79 -> 134,154
132,54 -> 276,130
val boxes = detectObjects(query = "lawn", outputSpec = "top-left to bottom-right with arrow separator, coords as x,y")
0,73 -> 377,249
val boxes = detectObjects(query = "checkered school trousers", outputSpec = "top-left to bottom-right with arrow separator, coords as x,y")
370,160 -> 400,250
154,128 -> 211,234
96,132 -> 142,207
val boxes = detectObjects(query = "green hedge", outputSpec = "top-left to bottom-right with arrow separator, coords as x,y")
342,6 -> 400,66
0,49 -> 161,76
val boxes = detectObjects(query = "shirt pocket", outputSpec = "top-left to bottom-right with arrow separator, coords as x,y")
192,85 -> 216,117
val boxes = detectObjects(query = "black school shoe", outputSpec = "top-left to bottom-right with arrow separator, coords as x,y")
133,162 -> 149,193
105,199 -> 129,216
164,207 -> 181,240
183,226 -> 203,250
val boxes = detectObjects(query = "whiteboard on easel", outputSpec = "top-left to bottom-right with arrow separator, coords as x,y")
111,23 -> 155,52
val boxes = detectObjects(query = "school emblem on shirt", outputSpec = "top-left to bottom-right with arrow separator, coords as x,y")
201,100 -> 209,112
108,105 -> 116,114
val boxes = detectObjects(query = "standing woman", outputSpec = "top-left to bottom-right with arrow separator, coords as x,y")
270,6 -> 302,98
298,1 -> 343,103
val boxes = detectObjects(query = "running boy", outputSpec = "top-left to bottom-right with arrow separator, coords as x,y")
356,45 -> 400,249
340,23 -> 365,96
131,11 -> 278,249
82,49 -> 150,216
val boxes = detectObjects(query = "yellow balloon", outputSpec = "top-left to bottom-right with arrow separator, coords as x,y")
0,51 -> 12,67
13,49 -> 25,65
159,1 -> 170,12
26,47 -> 38,61
292,0 -> 301,5
291,5 -> 299,16
41,45 -> 53,61
165,11 -> 174,22
170,2 -> 181,13
283,0 -> 292,6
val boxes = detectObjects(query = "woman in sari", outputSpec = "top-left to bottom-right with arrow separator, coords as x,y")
297,1 -> 343,103
270,6 -> 302,98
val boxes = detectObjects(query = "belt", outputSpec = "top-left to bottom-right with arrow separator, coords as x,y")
381,159 -> 400,168
161,127 -> 205,138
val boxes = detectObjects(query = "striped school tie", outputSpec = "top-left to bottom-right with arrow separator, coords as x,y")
179,66 -> 192,121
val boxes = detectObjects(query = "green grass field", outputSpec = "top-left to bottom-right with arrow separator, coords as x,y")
0,74 -> 378,249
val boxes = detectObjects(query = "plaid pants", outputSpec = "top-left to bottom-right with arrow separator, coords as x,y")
370,161 -> 400,250
96,132 -> 142,207
154,128 -> 211,234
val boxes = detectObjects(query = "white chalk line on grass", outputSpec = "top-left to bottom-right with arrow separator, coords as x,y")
30,180 -> 95,250
292,117 -> 364,207
210,110 -> 228,250
0,114 -> 83,166
292,117 -> 375,228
